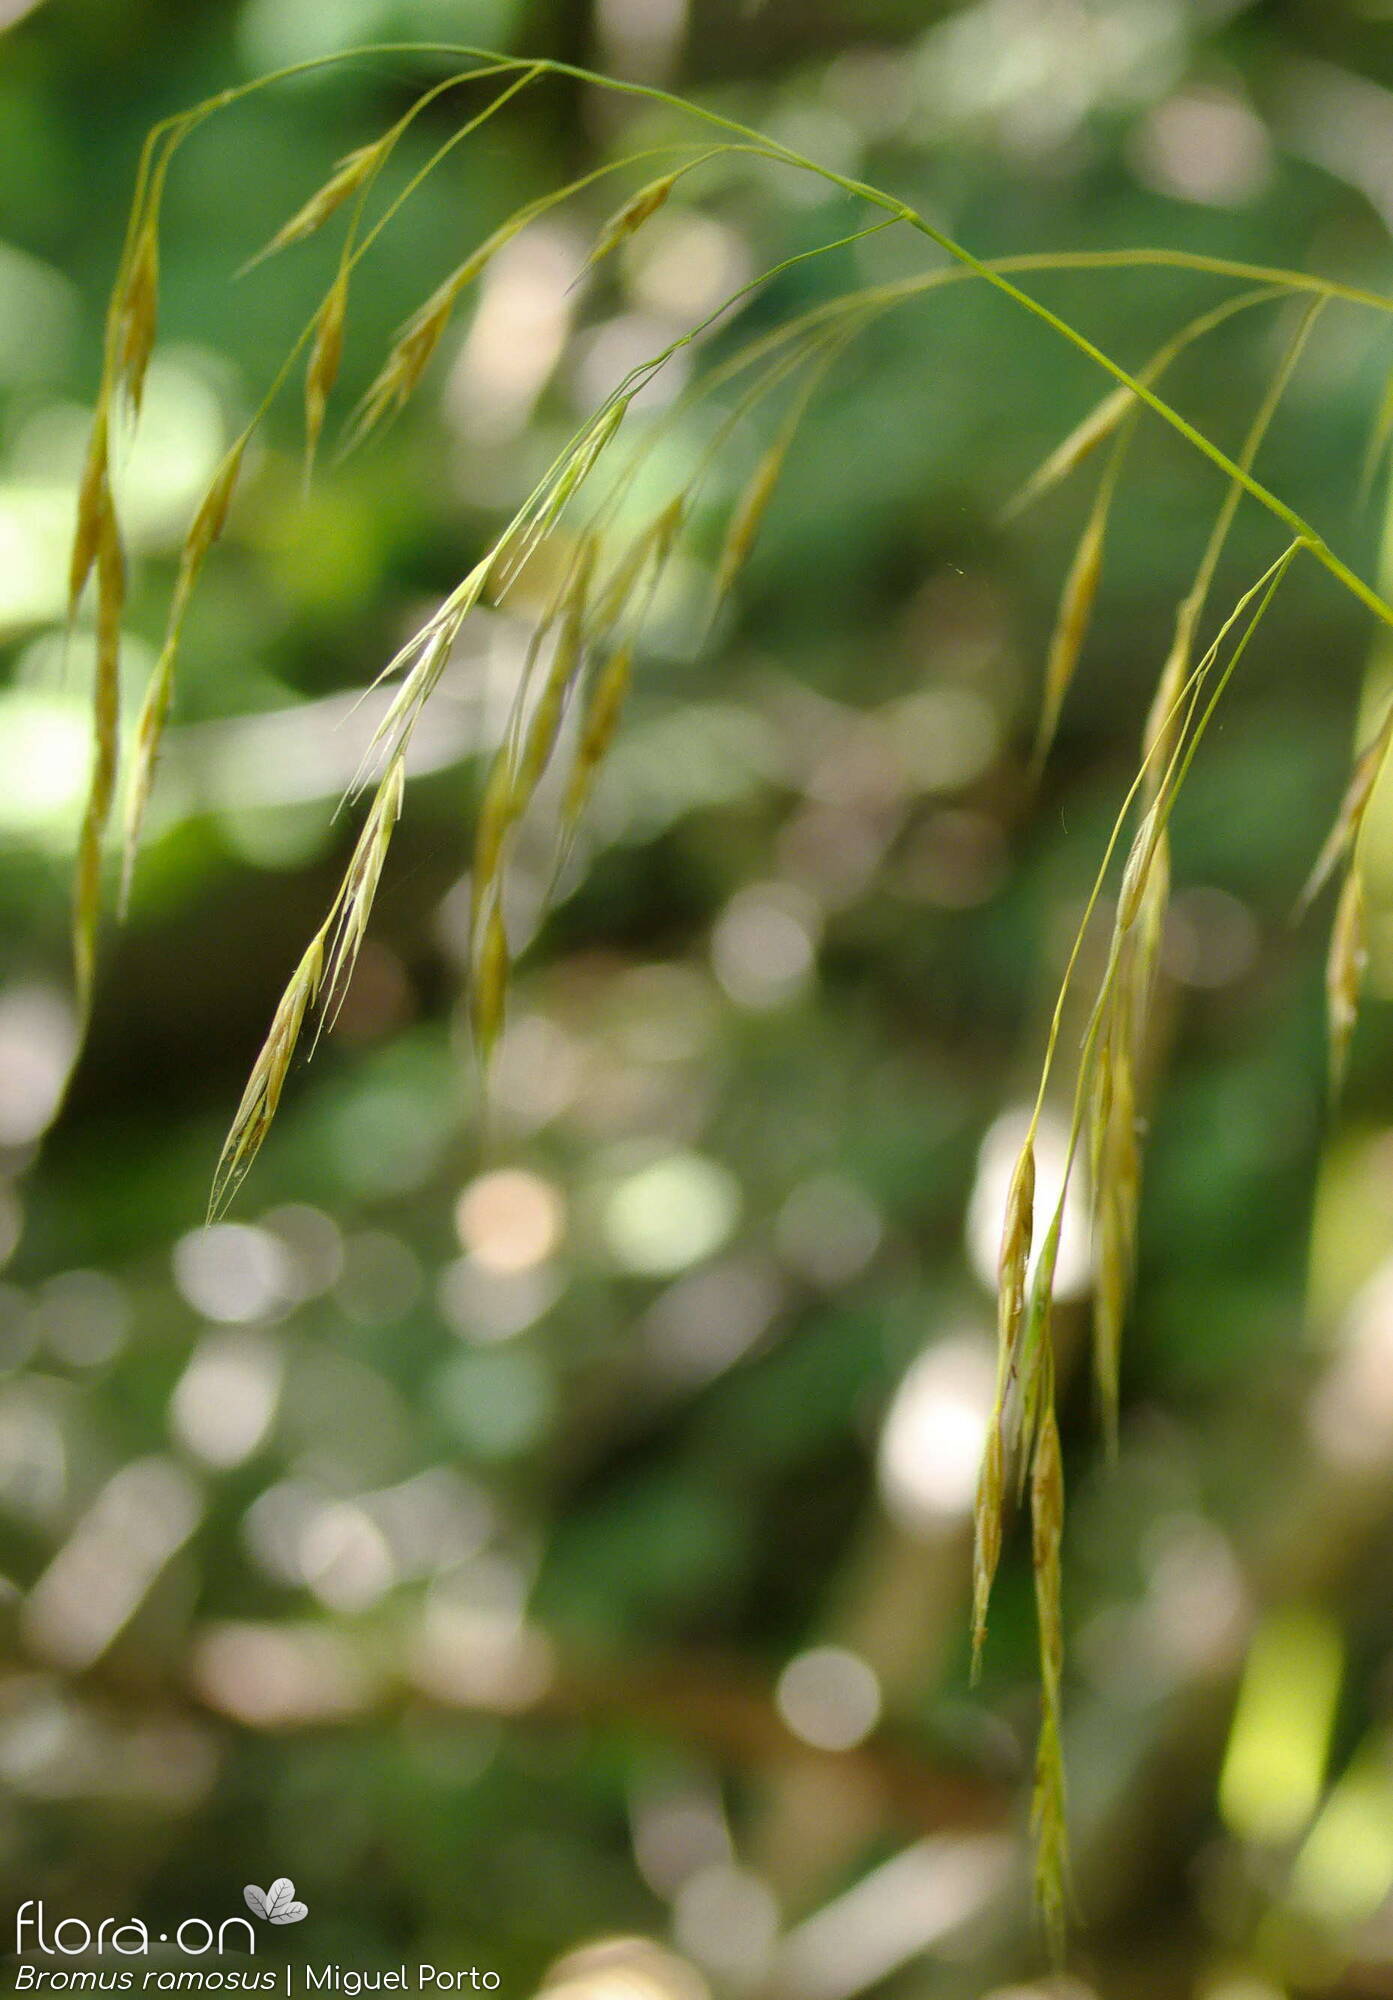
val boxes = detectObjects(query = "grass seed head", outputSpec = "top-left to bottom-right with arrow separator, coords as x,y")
120,640 -> 177,914
186,438 -> 246,568
1030,1395 -> 1070,1962
1032,1710 -> 1070,1965
305,267 -> 349,472
1141,601 -> 1196,807
715,439 -> 791,606
517,539 -> 596,803
470,746 -> 522,950
210,927 -> 327,1217
1034,500 -> 1106,775
563,642 -> 633,829
253,141 -> 384,265
587,173 -> 679,272
971,1419 -> 1005,1679
116,215 -> 160,415
471,896 -> 510,1068
348,223 -> 522,449
997,1136 -> 1036,1382
1017,1212 -> 1061,1480
69,412 -> 111,618
1004,384 -> 1133,522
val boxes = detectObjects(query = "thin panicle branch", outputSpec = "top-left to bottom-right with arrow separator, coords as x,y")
76,46 -> 1393,1954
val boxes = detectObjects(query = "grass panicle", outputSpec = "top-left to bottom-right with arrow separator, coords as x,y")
210,758 -> 405,1212
76,45 -> 1393,1951
1327,865 -> 1367,1100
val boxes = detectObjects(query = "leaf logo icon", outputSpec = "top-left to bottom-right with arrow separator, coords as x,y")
244,1880 -> 309,1925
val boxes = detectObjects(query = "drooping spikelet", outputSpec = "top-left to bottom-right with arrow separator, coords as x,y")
714,434 -> 794,606
972,1134 -> 1035,1673
1003,385 -> 1134,523
471,895 -> 510,1068
1034,495 -> 1107,776
347,221 -> 524,450
469,743 -> 523,959
210,926 -> 328,1219
996,1137 -> 1036,1404
515,537 -> 597,807
561,642 -> 634,832
249,141 -> 386,267
1030,1386 -> 1069,1964
1140,598 -> 1197,809
69,411 -> 112,623
970,1421 -> 1005,1680
73,509 -> 125,1014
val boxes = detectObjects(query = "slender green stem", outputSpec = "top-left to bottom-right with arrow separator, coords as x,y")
134,40 -> 1393,634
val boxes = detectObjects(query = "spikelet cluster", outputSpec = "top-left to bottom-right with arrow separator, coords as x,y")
77,58 -> 1393,1963
971,292 -> 1331,1948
